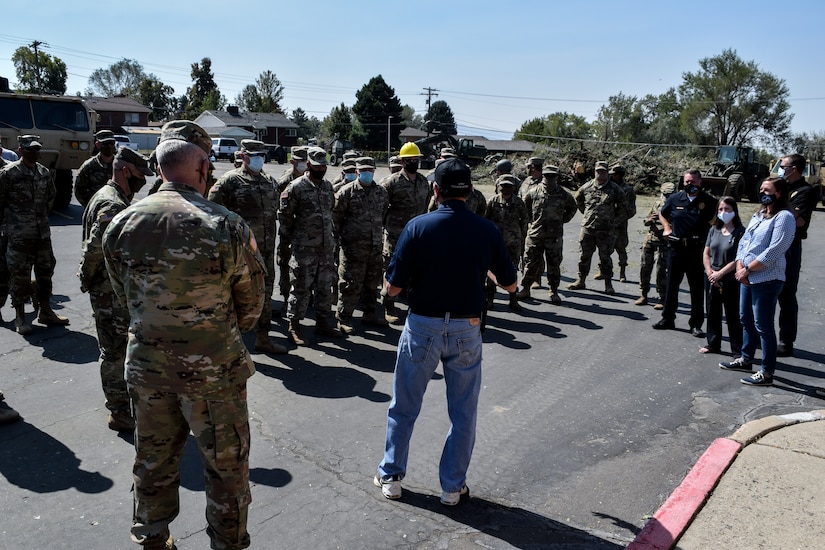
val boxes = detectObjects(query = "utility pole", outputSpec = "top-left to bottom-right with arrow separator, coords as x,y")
29,40 -> 44,94
421,87 -> 438,136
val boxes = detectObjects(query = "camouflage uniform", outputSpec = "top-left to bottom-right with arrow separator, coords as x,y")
0,158 -> 57,308
279,174 -> 337,324
638,190 -> 671,305
571,169 -> 625,289
103,181 -> 265,550
609,171 -> 637,279
74,153 -> 114,207
79,181 -> 132,419
0,157 -> 7,315
484,183 -> 528,308
209,165 -> 279,336
519,179 -> 577,293
332,178 -> 388,323
427,187 -> 485,215
275,152 -> 308,306
381,170 -> 431,270
518,174 -> 542,199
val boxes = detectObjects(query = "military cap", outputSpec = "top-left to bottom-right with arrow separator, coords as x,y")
290,146 -> 309,161
18,135 -> 42,149
526,157 -> 544,168
95,130 -> 116,143
115,147 -> 154,176
389,155 -> 402,168
307,146 -> 328,166
240,139 -> 266,154
595,161 -> 609,172
343,151 -> 360,161
495,159 -> 513,173
609,164 -> 625,175
356,156 -> 376,170
660,182 -> 677,194
542,165 -> 560,175
159,120 -> 212,156
434,157 -> 471,192
341,158 -> 357,171
496,174 -> 518,187
440,147 -> 456,158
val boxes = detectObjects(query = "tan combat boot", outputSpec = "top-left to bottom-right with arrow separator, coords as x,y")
255,331 -> 288,354
337,315 -> 355,336
14,305 -> 32,335
37,304 -> 69,326
363,305 -> 389,327
619,266 -> 627,283
567,278 -> 586,290
548,290 -> 562,304
384,299 -> 401,325
315,317 -> 344,338
107,411 -> 135,432
288,319 -> 307,346
635,293 -> 648,306
593,271 -> 604,280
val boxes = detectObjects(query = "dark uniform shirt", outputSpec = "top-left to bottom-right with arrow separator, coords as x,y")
660,190 -> 716,241
787,177 -> 817,240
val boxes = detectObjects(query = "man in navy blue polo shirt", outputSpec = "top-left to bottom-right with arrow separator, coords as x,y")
374,158 -> 517,506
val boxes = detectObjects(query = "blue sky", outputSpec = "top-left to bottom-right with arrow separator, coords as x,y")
3,0 -> 823,143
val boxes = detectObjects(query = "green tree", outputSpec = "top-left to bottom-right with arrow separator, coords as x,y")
425,100 -> 457,135
11,45 -> 67,94
321,103 -> 353,143
290,108 -> 321,140
514,117 -> 547,142
514,112 -> 592,146
184,58 -> 224,118
85,59 -> 147,97
352,75 -> 404,151
679,49 -> 792,147
401,104 -> 425,131
639,89 -> 688,144
593,93 -> 646,143
136,76 -> 176,122
235,70 -> 284,113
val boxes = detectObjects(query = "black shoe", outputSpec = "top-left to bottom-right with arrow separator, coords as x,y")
690,327 -> 705,338
652,319 -> 675,330
720,357 -> 752,372
777,343 -> 793,357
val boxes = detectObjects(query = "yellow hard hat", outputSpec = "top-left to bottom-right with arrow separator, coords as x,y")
398,142 -> 421,158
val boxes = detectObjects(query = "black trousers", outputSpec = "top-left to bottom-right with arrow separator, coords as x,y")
777,238 -> 802,346
662,242 -> 705,329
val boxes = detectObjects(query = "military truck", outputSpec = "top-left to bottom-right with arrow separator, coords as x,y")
414,133 -> 488,169
0,92 -> 96,209
701,145 -> 769,202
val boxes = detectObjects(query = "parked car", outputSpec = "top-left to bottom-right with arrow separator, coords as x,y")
211,137 -> 239,160
114,134 -> 139,150
264,144 -> 287,164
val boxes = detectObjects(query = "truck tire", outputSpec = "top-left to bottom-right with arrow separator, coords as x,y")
52,169 -> 73,210
329,154 -> 338,166
725,174 -> 745,201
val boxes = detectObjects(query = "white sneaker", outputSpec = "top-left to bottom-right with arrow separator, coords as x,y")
440,485 -> 469,506
374,474 -> 402,499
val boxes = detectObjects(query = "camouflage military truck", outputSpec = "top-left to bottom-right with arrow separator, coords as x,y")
0,92 -> 96,209
701,145 -> 769,202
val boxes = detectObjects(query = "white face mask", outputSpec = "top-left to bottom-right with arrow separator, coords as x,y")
777,168 -> 785,178
247,156 -> 265,172
718,211 -> 735,224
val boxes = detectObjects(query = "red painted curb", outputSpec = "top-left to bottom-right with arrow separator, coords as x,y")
627,437 -> 742,550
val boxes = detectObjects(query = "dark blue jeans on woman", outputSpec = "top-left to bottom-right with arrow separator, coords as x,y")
740,279 -> 784,376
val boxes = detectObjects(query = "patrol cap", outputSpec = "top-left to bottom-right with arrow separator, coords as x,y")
356,156 -> 375,170
95,130 -> 116,143
290,146 -> 308,161
434,157 -> 471,192
440,147 -> 456,158
495,159 -> 513,173
115,147 -> 154,176
496,174 -> 518,187
240,139 -> 266,154
341,158 -> 357,171
609,164 -> 625,175
18,134 -> 42,149
660,182 -> 677,194
595,161 -> 609,172
542,165 -> 560,176
159,120 -> 212,156
389,155 -> 402,168
307,146 -> 328,166
526,157 -> 544,168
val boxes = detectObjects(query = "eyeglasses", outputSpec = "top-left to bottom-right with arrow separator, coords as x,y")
780,164 -> 795,170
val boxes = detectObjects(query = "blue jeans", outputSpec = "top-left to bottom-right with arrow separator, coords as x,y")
378,313 -> 483,493
740,279 -> 784,376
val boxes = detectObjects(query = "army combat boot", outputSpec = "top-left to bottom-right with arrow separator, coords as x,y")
363,304 -> 389,327
337,314 -> 355,336
288,319 -> 307,346
604,280 -> 616,296
255,331 -> 288,354
594,271 -> 604,280
567,277 -> 586,291
384,297 -> 401,325
619,266 -> 627,283
635,292 -> 648,306
515,285 -> 531,300
315,316 -> 344,338
548,289 -> 562,305
508,292 -> 523,312
14,305 -> 32,335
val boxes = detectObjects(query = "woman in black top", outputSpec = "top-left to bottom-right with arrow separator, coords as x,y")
701,196 -> 745,355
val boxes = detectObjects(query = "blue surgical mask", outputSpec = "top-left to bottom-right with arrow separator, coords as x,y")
247,156 -> 265,172
717,211 -> 735,224
777,168 -> 785,178
296,161 -> 308,172
345,172 -> 357,182
359,172 -> 374,185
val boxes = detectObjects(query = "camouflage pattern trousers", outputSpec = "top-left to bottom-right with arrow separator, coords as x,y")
88,287 -> 130,414
129,383 -> 251,550
258,246 -> 275,333
614,220 -> 630,267
639,238 -> 667,297
337,242 -> 383,319
576,228 -> 616,279
287,244 -> 336,323
522,236 -> 562,290
6,235 -> 56,306
0,232 -> 7,307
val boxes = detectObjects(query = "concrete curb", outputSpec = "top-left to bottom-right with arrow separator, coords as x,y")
627,410 -> 825,550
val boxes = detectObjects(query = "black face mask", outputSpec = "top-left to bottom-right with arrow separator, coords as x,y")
308,167 -> 327,180
128,176 -> 147,195
404,161 -> 419,173
760,193 -> 776,206
686,185 -> 700,194
99,144 -> 116,157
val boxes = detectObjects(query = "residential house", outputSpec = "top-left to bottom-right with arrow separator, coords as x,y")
85,95 -> 152,132
194,106 -> 299,147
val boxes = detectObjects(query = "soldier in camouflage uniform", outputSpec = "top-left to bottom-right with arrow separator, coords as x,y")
331,158 -> 358,191
332,157 -> 389,333
379,156 -> 403,185
568,161 -> 626,295
0,135 -> 70,334
79,147 -> 153,432
484,174 -> 527,311
519,157 -> 545,287
0,155 -> 7,322
380,142 -> 432,324
275,146 -> 309,314
636,182 -> 675,308
74,130 -> 118,207
596,164 -> 636,282
279,146 -> 343,345
515,165 -> 577,304
209,140 -> 288,355
102,121 -> 264,550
